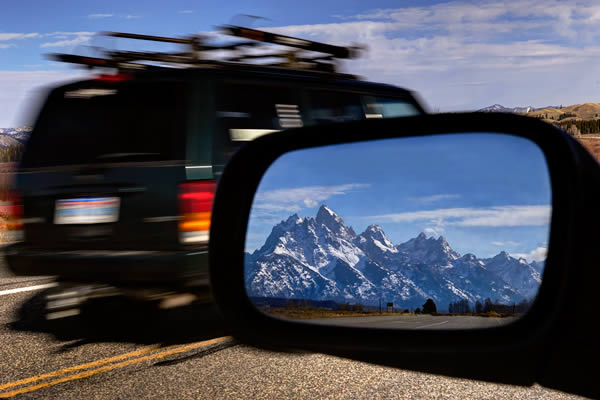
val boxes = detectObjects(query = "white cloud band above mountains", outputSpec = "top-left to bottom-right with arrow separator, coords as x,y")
367,205 -> 551,227
511,246 -> 548,262
252,183 -> 371,215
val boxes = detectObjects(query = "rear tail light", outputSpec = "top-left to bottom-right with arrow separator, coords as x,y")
0,189 -> 24,242
93,73 -> 134,82
178,180 -> 216,245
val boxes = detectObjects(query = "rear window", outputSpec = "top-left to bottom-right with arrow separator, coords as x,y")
363,95 -> 420,119
308,90 -> 365,124
21,81 -> 186,168
306,90 -> 421,125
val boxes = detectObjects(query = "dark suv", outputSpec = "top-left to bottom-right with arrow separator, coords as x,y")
3,26 -> 425,308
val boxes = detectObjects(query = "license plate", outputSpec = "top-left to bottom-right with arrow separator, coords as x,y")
54,197 -> 120,224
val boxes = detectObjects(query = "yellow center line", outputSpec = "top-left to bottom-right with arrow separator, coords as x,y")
0,336 -> 232,398
0,344 -> 169,391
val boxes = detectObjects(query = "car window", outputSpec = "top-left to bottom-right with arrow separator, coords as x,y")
215,82 -> 302,143
307,90 -> 365,124
20,82 -> 187,168
363,96 -> 420,118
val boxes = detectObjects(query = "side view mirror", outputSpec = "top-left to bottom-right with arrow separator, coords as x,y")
209,113 -> 599,399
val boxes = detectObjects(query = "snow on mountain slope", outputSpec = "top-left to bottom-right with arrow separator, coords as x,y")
246,205 -> 542,310
483,251 -> 541,298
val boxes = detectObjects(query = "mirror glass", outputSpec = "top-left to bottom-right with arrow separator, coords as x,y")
244,133 -> 551,329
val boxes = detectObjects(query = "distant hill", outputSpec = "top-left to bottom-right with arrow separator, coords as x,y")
0,134 -> 23,149
527,103 -> 600,121
478,103 -> 600,125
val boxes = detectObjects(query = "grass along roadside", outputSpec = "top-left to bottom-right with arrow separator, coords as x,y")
261,307 -> 515,320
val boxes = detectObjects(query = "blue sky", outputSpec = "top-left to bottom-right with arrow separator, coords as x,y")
246,133 -> 552,262
2,0 -> 600,126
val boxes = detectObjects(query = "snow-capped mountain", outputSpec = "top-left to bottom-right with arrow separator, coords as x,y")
483,251 -> 541,298
245,205 -> 542,310
477,104 -> 562,114
478,104 -> 536,113
396,233 -> 459,266
0,127 -> 31,144
0,134 -> 22,149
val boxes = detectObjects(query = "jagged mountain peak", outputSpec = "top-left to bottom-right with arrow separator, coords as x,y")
317,204 -> 336,216
316,204 -> 341,226
366,224 -> 384,232
284,213 -> 302,225
315,204 -> 356,239
491,251 -> 511,261
460,253 -> 478,262
356,224 -> 397,254
362,224 -> 389,241
396,232 -> 460,265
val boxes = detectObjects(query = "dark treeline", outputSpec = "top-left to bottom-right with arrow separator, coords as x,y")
557,112 -> 576,120
448,298 -> 533,314
0,146 -> 23,162
558,119 -> 600,134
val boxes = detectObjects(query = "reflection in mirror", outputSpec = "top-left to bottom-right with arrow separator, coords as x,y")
244,133 -> 551,330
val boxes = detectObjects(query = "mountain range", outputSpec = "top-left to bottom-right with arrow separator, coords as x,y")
478,103 -> 600,121
245,205 -> 542,311
477,104 -> 559,113
0,127 -> 31,148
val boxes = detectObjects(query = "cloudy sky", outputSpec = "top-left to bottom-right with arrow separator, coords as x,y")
2,0 -> 600,127
246,133 -> 552,262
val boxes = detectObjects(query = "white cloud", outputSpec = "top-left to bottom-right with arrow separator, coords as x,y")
511,247 -> 547,262
264,0 -> 600,110
0,33 -> 39,41
44,32 -> 95,37
179,10 -> 194,14
409,194 -> 461,204
491,241 -> 520,246
251,183 -> 370,221
88,13 -> 113,18
424,226 -> 444,237
125,15 -> 142,19
0,44 -> 16,49
40,35 -> 92,48
367,205 -> 551,227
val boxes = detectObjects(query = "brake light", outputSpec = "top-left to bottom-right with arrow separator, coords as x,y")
178,180 -> 216,245
94,73 -> 133,82
0,190 -> 24,242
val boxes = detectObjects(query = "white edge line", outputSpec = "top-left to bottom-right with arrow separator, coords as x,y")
413,320 -> 449,329
0,283 -> 58,296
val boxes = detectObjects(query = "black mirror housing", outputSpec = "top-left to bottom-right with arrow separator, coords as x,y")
209,113 -> 600,399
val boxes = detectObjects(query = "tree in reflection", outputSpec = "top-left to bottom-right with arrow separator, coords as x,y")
422,298 -> 437,314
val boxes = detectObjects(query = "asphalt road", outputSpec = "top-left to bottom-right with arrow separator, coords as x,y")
0,259 -> 589,399
306,315 -> 517,329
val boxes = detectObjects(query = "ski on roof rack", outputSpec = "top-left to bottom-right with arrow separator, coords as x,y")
218,25 -> 362,59
46,25 -> 364,74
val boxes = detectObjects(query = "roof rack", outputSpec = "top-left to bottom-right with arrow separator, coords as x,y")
47,25 -> 364,74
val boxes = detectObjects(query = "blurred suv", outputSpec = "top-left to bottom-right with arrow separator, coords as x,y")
3,26 -> 425,306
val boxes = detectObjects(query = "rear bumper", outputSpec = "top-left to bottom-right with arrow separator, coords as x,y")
3,243 -> 209,290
